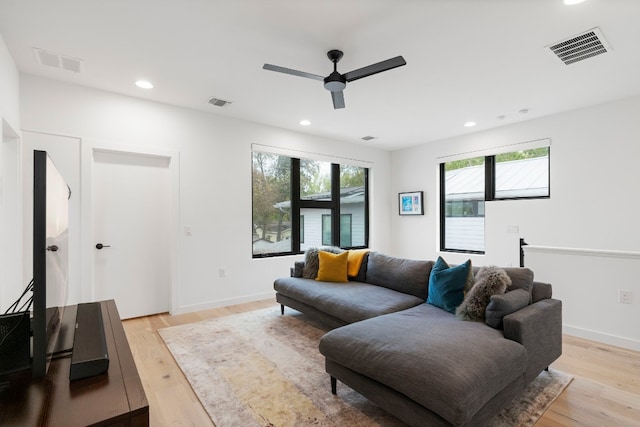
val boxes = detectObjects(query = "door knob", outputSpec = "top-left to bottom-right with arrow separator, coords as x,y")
96,243 -> 111,250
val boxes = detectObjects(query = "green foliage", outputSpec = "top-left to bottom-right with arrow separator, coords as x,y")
444,147 -> 549,171
444,156 -> 484,171
252,153 -> 291,238
340,164 -> 365,188
495,147 -> 549,163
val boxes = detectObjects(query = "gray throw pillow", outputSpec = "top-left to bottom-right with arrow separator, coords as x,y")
302,247 -> 344,279
502,267 -> 534,303
456,266 -> 511,321
485,288 -> 530,329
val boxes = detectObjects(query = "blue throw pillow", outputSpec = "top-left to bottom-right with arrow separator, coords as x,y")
427,257 -> 471,314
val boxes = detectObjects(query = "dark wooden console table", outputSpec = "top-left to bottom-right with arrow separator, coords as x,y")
0,300 -> 149,426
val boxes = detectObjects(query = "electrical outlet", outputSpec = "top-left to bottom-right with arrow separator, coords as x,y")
219,268 -> 226,278
618,290 -> 632,304
507,225 -> 520,234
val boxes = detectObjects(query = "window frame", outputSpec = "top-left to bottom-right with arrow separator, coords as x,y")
440,148 -> 550,254
252,156 -> 369,258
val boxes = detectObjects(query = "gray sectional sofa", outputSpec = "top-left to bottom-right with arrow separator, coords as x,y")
273,251 -> 563,427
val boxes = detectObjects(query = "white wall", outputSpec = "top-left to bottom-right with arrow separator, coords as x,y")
390,96 -> 640,350
0,33 -> 22,312
19,74 -> 392,314
0,33 -> 19,129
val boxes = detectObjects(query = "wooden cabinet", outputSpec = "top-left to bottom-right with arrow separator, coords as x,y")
0,300 -> 149,426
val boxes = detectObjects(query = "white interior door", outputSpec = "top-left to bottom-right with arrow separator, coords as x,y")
92,150 -> 171,319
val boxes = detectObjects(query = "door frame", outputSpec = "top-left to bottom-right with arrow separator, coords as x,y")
1,119 -> 21,311
80,140 -> 180,315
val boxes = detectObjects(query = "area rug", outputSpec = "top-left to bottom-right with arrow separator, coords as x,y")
159,308 -> 572,427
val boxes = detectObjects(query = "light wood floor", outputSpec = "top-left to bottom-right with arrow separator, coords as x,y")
122,299 -> 640,426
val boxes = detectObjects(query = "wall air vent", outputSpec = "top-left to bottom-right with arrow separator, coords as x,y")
547,27 -> 611,65
208,97 -> 232,107
33,48 -> 83,73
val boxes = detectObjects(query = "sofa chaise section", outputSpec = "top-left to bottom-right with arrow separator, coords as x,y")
319,303 -> 528,426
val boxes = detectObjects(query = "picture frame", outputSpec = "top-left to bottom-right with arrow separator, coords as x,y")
398,191 -> 424,215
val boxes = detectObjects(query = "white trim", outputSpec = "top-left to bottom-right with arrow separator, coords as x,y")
436,138 -> 551,163
564,324 -> 640,352
1,119 -> 22,311
524,245 -> 640,260
171,291 -> 275,315
252,143 -> 374,168
81,140 -> 181,315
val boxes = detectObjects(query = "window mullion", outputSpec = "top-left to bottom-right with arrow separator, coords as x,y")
331,163 -> 341,247
486,155 -> 495,201
291,158 -> 301,253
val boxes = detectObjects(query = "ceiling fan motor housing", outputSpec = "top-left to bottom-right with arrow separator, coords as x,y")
324,72 -> 346,91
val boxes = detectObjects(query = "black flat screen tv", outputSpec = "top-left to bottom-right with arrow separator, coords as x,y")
31,150 -> 70,378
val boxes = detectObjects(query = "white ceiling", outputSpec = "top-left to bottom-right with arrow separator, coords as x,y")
2,0 -> 640,150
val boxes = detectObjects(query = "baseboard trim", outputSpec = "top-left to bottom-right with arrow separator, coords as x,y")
563,324 -> 640,352
171,292 -> 275,315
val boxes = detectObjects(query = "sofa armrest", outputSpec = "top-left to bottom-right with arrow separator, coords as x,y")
291,261 -> 305,277
503,298 -> 562,383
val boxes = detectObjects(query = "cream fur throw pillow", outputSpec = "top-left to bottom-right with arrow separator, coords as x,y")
456,266 -> 511,321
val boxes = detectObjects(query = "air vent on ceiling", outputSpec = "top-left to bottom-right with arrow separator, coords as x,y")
208,97 -> 232,107
547,27 -> 611,65
33,48 -> 83,73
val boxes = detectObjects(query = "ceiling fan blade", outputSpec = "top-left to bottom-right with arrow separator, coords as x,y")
263,64 -> 324,81
343,56 -> 406,82
331,91 -> 345,109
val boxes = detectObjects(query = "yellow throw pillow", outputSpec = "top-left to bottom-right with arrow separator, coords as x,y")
316,251 -> 349,283
347,249 -> 369,278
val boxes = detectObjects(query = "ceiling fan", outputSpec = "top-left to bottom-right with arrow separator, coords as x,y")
263,50 -> 406,109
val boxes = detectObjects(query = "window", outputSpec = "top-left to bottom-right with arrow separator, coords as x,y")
252,152 -> 369,257
321,214 -> 332,246
322,213 -> 352,247
493,147 -> 550,199
252,153 -> 292,256
441,156 -> 486,253
440,146 -> 549,253
340,164 -> 365,247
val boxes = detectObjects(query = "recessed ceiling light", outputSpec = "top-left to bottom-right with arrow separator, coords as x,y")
464,121 -> 476,128
564,0 -> 585,5
299,120 -> 311,126
135,80 -> 153,89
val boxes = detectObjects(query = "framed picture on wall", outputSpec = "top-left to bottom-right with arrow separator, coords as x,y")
398,191 -> 424,215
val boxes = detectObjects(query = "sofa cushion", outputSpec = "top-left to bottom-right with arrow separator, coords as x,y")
502,268 -> 534,303
532,281 -> 552,302
365,252 -> 432,299
485,288 -> 530,329
316,251 -> 349,283
427,257 -> 471,314
319,304 -> 527,426
274,277 -> 424,323
456,266 -> 510,321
